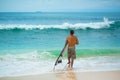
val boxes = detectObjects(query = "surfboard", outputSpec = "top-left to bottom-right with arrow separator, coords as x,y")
53,43 -> 68,69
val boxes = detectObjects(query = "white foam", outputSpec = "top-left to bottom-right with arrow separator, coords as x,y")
0,18 -> 114,30
0,50 -> 55,77
0,50 -> 55,61
0,54 -> 120,77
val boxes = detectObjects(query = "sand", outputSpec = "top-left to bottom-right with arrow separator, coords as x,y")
0,70 -> 120,80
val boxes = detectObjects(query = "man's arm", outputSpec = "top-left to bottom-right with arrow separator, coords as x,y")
64,37 -> 68,47
76,37 -> 79,44
65,40 -> 68,47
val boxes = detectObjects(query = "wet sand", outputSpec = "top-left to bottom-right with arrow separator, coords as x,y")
0,70 -> 120,80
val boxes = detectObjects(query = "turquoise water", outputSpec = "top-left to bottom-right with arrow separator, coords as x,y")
0,12 -> 120,77
0,24 -> 120,50
0,12 -> 120,50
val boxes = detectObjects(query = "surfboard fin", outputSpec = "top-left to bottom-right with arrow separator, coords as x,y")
58,59 -> 62,63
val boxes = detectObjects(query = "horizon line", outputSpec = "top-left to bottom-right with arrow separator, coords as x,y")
0,11 -> 120,13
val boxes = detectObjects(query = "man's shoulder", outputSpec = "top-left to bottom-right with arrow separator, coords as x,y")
67,35 -> 77,38
66,36 -> 70,39
73,35 -> 77,38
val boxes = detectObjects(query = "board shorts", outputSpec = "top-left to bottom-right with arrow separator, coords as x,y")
68,47 -> 76,59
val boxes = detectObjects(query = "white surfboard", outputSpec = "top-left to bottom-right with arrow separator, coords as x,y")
54,43 -> 68,68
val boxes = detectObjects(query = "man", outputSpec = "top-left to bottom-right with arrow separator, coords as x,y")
65,30 -> 79,69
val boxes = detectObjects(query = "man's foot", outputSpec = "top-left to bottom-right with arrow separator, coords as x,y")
67,66 -> 73,70
67,62 -> 70,64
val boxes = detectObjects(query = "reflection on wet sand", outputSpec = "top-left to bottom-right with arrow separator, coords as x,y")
55,68 -> 77,80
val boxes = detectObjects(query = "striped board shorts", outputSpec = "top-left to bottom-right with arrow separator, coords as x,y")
68,47 -> 76,59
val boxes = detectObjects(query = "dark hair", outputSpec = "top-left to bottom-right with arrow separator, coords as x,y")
70,30 -> 74,35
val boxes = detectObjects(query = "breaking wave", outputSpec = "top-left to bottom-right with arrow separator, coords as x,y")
0,18 -> 115,30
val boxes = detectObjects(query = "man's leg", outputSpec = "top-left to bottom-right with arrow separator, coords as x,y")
68,57 -> 70,64
71,58 -> 74,68
68,56 -> 71,68
68,50 -> 71,64
71,49 -> 76,68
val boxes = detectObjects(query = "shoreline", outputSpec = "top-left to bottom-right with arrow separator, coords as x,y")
0,68 -> 120,77
0,70 -> 120,80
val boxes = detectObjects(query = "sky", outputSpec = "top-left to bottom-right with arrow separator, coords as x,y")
0,0 -> 120,12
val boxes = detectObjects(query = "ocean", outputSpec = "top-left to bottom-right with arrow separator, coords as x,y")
0,12 -> 120,77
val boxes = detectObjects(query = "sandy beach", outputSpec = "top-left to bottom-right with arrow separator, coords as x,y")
0,70 -> 120,80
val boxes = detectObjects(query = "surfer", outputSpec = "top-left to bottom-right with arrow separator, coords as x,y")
65,30 -> 79,69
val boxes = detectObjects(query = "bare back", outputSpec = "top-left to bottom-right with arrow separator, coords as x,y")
66,35 -> 78,47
